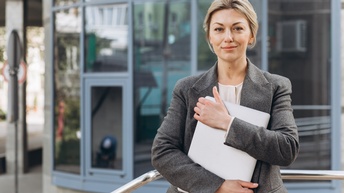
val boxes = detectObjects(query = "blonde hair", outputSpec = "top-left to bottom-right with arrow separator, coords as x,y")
203,0 -> 258,49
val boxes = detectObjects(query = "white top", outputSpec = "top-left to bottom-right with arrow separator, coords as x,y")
218,82 -> 243,104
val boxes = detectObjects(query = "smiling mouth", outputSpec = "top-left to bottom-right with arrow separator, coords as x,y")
222,46 -> 237,50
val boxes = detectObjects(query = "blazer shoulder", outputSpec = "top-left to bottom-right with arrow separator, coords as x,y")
174,75 -> 201,91
174,73 -> 205,91
262,71 -> 292,89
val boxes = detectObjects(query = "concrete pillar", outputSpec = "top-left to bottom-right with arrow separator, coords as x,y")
341,0 -> 344,191
42,0 -> 56,191
5,0 -> 28,174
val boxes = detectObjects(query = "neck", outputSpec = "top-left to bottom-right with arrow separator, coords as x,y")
217,57 -> 247,85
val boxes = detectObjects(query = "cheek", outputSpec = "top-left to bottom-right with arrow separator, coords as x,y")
209,35 -> 221,45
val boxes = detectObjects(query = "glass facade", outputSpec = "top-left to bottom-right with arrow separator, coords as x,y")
133,0 -> 191,177
50,0 -> 341,193
53,8 -> 81,174
268,0 -> 331,171
85,4 -> 128,72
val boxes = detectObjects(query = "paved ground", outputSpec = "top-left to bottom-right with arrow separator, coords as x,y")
0,109 -> 43,193
0,165 -> 42,193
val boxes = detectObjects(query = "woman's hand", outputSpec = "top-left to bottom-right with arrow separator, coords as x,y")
194,86 -> 231,131
215,180 -> 258,193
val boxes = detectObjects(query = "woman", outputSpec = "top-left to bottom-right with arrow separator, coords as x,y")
151,0 -> 299,192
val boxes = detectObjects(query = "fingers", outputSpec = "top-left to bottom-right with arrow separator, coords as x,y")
212,86 -> 224,105
215,180 -> 257,193
238,180 -> 259,189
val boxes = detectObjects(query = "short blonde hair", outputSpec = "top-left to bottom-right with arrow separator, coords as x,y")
203,0 -> 258,48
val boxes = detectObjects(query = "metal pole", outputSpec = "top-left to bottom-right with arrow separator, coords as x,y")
160,0 -> 170,121
14,121 -> 18,193
7,30 -> 21,193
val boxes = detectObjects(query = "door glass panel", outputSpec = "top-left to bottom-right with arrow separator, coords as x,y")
85,4 -> 128,72
53,8 -> 81,174
197,0 -> 262,71
268,0 -> 331,171
91,86 -> 123,170
133,0 -> 191,177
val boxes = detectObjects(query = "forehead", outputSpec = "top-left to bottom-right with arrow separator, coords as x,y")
210,9 -> 249,25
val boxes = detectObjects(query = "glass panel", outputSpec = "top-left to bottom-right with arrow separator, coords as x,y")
248,0 -> 262,68
197,0 -> 216,71
85,4 -> 128,72
197,0 -> 262,71
0,27 -> 5,111
91,86 -> 123,170
54,0 -> 79,7
133,0 -> 191,177
53,8 -> 81,174
268,0 -> 331,171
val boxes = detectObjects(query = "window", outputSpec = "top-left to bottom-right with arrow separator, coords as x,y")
268,0 -> 332,172
133,0 -> 191,177
53,8 -> 81,174
85,4 -> 128,72
90,86 -> 123,171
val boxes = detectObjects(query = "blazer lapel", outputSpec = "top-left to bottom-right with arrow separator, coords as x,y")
240,60 -> 272,114
191,64 -> 218,97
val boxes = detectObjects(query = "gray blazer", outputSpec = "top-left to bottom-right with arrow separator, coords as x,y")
151,60 -> 299,193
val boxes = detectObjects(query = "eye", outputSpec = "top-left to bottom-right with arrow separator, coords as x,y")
214,27 -> 224,32
233,26 -> 244,31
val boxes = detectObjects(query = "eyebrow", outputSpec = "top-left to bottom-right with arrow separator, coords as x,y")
211,21 -> 245,26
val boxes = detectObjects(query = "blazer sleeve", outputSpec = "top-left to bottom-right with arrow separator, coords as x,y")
151,79 -> 224,193
225,76 -> 299,166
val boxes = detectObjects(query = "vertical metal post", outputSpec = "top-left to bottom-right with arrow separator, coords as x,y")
160,0 -> 170,121
7,30 -> 22,193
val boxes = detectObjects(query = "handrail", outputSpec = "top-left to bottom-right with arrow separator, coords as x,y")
281,169 -> 344,180
111,170 -> 162,193
111,169 -> 344,193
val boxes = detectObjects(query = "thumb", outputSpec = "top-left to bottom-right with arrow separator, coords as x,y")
238,181 -> 259,189
213,86 -> 223,104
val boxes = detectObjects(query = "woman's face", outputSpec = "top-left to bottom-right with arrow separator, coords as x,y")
209,9 -> 253,64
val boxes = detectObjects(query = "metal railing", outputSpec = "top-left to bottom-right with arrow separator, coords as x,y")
112,170 -> 162,193
111,169 -> 344,193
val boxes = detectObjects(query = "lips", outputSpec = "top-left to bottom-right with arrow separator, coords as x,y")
221,46 -> 237,50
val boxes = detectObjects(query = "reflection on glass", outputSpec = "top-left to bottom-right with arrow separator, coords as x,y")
268,0 -> 331,172
197,0 -> 216,71
91,86 -> 123,170
53,8 -> 81,174
54,0 -> 79,7
85,4 -> 128,72
247,0 -> 262,68
133,1 -> 191,177
196,0 -> 262,71
0,28 -> 4,90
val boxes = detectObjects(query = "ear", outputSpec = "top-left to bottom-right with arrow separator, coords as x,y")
249,37 -> 254,45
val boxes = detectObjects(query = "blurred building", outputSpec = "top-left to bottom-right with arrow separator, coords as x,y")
0,0 -> 343,193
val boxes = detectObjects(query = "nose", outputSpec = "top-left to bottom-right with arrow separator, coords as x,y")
224,30 -> 234,42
